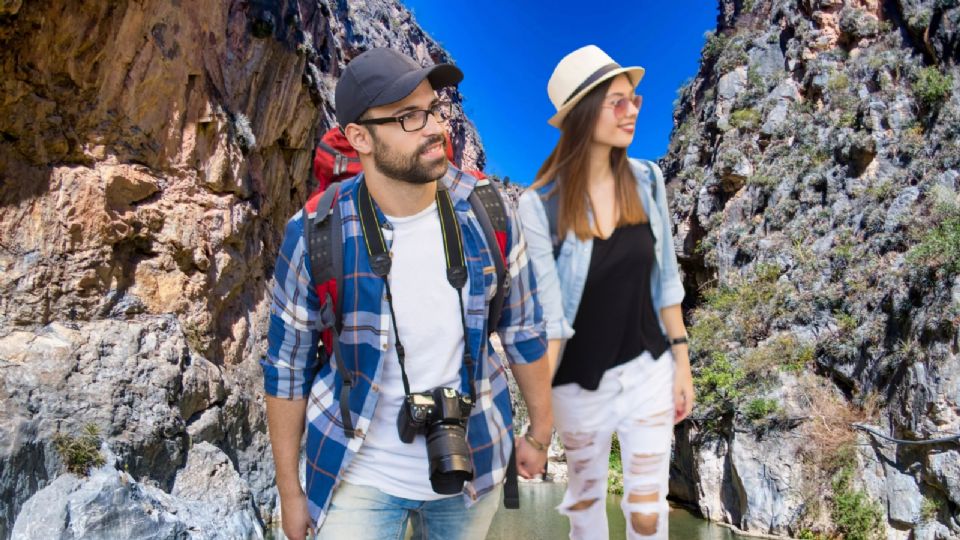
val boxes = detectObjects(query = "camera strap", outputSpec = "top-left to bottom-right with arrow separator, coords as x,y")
356,180 -> 477,404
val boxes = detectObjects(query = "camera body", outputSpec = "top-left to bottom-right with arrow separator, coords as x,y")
396,387 -> 474,494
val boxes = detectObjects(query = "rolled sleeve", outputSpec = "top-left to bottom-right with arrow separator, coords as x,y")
650,161 -> 686,308
495,194 -> 547,365
261,211 -> 321,399
516,190 -> 575,341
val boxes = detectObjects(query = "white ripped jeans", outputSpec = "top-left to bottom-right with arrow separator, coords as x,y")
552,350 -> 675,540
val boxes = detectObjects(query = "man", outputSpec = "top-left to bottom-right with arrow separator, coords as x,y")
261,48 -> 553,540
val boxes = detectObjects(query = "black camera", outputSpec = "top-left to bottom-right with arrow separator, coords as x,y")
397,387 -> 474,494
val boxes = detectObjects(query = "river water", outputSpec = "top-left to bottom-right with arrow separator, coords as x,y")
485,482 -> 743,539
270,482 -> 746,539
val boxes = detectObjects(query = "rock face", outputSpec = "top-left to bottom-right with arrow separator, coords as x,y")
12,443 -> 262,539
0,0 -> 484,537
665,0 -> 960,538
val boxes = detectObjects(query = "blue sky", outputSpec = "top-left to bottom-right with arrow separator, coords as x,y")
402,1 -> 719,185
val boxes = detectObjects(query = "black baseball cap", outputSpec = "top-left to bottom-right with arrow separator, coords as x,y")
335,48 -> 463,127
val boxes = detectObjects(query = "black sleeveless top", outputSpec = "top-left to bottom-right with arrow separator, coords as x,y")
552,222 -> 668,390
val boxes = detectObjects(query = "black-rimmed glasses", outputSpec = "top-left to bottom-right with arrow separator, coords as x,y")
357,101 -> 453,132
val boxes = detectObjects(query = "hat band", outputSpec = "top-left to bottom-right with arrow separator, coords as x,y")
563,63 -> 621,105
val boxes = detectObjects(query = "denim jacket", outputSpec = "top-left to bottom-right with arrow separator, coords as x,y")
516,158 -> 685,342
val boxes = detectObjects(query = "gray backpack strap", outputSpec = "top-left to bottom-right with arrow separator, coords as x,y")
466,176 -> 520,509
303,181 -> 355,438
468,177 -> 509,335
305,181 -> 344,330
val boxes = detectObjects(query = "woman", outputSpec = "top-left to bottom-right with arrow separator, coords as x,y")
517,45 -> 695,540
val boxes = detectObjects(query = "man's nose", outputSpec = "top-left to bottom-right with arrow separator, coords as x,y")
421,110 -> 444,137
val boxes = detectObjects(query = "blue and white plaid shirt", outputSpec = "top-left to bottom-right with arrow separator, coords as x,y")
261,165 -> 547,527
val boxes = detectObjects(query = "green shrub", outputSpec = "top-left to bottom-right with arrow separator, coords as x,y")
730,108 -> 762,129
912,66 -> 953,109
53,424 -> 106,476
702,31 -> 728,61
835,310 -> 859,333
865,178 -> 896,201
717,41 -> 749,74
908,8 -> 933,30
831,467 -> 884,540
744,397 -> 780,420
921,496 -> 943,522
695,352 -> 745,416
907,198 -> 960,274
743,334 -> 815,375
747,175 -> 778,189
828,72 -> 851,93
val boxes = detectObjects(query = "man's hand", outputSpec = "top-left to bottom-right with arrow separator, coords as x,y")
280,489 -> 314,540
515,433 -> 548,479
509,354 -> 554,479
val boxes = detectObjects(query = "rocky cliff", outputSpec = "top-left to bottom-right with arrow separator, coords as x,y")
0,1 -> 483,537
665,1 -> 959,539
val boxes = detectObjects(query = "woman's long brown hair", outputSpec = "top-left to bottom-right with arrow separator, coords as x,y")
531,77 -> 647,240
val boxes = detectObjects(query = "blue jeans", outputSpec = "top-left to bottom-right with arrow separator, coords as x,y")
316,482 -> 503,540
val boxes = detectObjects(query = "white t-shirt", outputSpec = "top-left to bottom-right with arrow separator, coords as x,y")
341,201 -> 468,501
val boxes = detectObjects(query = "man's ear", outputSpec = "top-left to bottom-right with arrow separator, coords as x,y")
343,123 -> 373,155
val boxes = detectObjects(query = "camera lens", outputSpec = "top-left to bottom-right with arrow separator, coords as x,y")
426,424 -> 473,494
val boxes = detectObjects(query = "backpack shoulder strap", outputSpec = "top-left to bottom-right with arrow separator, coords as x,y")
304,181 -> 344,329
467,178 -> 522,510
468,179 -> 509,336
303,181 -> 356,439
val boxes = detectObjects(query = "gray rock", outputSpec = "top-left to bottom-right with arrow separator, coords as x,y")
887,94 -> 916,132
762,100 -> 790,135
769,78 -> 802,102
885,465 -> 922,525
748,43 -> 785,81
697,182 -> 721,225
716,146 -> 753,192
683,144 -> 701,168
718,67 -> 748,101
839,7 -> 880,41
884,186 -> 920,233
662,0 -> 960,537
864,100 -> 888,131
913,521 -> 957,540
12,445 -> 262,539
728,431 -> 805,532
936,170 -> 959,192
927,451 -> 960,506
0,318 -> 274,537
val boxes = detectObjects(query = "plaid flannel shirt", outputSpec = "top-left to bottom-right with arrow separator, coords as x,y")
261,165 -> 547,528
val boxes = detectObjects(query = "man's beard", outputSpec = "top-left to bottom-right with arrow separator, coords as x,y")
371,134 -> 448,185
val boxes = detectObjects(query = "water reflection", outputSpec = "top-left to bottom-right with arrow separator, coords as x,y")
486,482 -> 742,539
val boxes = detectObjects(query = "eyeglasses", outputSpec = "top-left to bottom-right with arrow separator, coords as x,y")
357,101 -> 453,132
602,94 -> 642,118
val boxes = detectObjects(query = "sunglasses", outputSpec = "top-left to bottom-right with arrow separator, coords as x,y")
602,94 -> 643,118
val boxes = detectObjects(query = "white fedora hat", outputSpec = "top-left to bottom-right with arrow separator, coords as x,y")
547,45 -> 645,128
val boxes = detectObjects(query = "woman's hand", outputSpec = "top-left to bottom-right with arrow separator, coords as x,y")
673,358 -> 695,424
